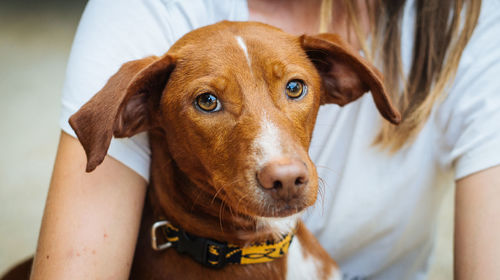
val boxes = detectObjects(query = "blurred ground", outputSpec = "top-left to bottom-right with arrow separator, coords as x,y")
0,1 -> 454,278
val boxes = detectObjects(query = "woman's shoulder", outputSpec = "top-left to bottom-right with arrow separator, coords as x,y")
434,0 -> 500,180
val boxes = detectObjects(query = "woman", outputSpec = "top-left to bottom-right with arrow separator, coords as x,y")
31,0 -> 500,279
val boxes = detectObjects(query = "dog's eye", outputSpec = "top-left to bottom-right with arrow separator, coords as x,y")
285,80 -> 306,99
195,93 -> 221,112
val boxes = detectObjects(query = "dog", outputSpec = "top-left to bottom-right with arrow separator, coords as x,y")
1,21 -> 400,280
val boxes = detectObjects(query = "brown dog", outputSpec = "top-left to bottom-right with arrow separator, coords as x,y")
2,21 -> 399,280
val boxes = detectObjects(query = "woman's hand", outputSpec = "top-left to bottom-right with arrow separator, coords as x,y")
455,164 -> 500,279
30,131 -> 147,279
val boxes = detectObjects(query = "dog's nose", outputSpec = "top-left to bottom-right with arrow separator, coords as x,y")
257,158 -> 308,192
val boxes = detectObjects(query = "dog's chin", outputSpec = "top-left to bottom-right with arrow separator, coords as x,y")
262,202 -> 308,218
259,189 -> 317,218
241,198 -> 312,218
226,199 -> 306,220
265,208 -> 299,218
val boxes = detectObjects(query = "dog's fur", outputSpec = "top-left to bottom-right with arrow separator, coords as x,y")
1,21 -> 399,280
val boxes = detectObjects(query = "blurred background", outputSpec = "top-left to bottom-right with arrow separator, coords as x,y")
0,0 -> 86,273
0,0 -> 454,278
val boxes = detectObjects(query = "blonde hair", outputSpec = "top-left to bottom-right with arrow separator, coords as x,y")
320,0 -> 482,151
319,0 -> 333,33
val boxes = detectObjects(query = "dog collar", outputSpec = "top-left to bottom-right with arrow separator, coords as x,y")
151,220 -> 294,269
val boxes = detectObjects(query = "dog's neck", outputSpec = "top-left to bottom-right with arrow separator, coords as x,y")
148,131 -> 298,246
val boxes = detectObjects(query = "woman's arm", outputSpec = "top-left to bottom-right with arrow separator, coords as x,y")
30,131 -> 147,279
455,164 -> 500,279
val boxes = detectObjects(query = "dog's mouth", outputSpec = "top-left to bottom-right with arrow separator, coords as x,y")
253,177 -> 313,217
262,201 -> 308,218
259,186 -> 316,217
220,176 -> 318,219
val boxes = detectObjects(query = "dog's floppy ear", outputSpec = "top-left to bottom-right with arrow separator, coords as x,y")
69,55 -> 176,172
300,34 -> 401,124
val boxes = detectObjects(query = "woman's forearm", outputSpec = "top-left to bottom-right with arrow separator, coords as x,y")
31,132 -> 147,279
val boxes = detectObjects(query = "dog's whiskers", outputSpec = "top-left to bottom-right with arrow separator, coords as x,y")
211,184 -> 226,204
235,193 -> 251,217
317,177 -> 327,215
218,198 -> 227,232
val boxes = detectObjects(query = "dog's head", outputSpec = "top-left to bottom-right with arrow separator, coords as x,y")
70,21 -> 399,219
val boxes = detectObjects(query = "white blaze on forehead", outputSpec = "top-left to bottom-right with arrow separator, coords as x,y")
253,118 -> 284,166
235,35 -> 251,67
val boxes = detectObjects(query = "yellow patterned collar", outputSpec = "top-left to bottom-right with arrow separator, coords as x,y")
151,220 -> 294,269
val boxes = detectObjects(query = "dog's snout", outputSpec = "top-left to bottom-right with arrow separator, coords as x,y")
257,158 -> 308,194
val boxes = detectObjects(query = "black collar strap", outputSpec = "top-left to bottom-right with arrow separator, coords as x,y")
151,220 -> 294,269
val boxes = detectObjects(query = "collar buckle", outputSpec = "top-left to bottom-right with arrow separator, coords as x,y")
151,220 -> 173,251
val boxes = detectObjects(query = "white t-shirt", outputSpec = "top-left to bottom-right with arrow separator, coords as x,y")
60,0 -> 500,279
